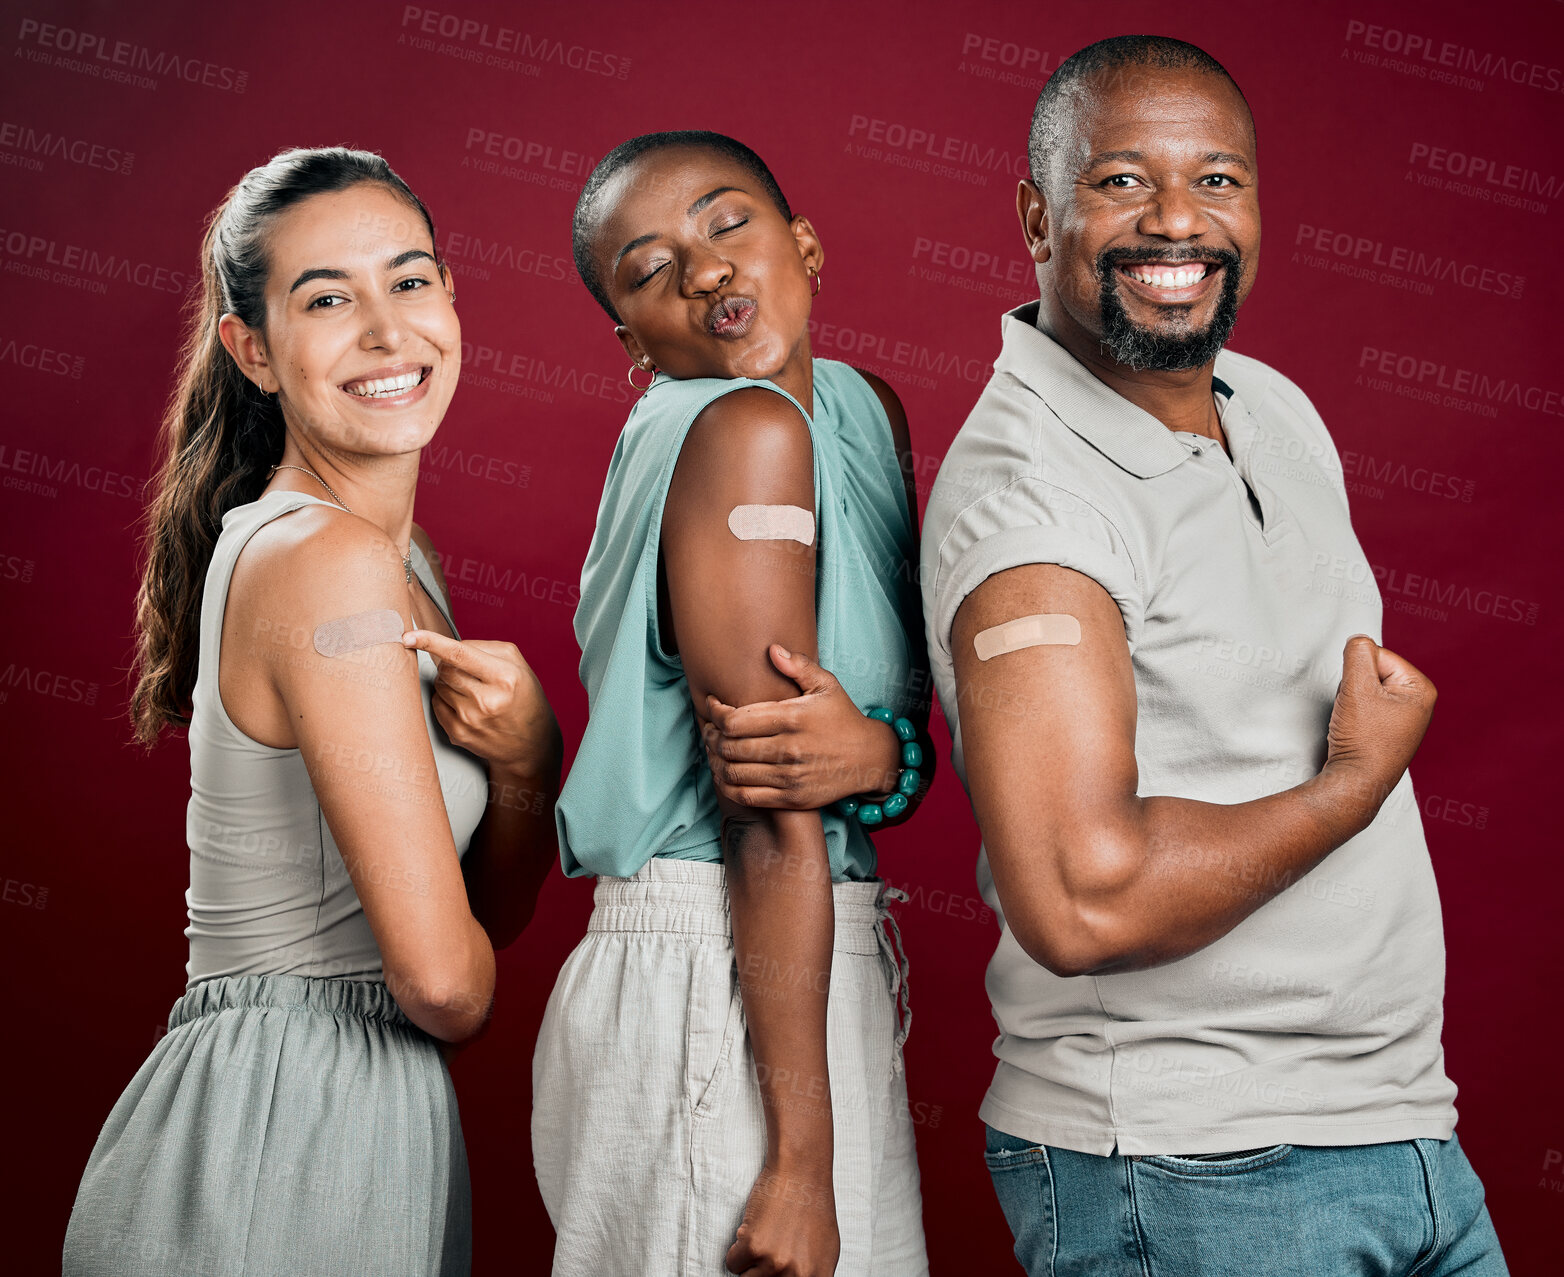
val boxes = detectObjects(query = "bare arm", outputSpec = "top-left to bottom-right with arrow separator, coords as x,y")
698,371 -> 935,830
661,387 -> 838,1274
454,725 -> 560,950
247,515 -> 494,1040
951,562 -> 1436,977
408,523 -> 561,951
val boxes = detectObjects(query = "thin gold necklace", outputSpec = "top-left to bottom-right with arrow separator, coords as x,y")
268,464 -> 413,584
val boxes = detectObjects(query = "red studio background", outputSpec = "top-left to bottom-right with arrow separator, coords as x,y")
2,0 -> 1560,1271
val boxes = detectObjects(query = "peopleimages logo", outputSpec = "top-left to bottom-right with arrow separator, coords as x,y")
398,7 -> 630,79
1358,346 -> 1563,419
0,122 -> 133,176
0,661 -> 99,707
911,238 -> 1032,287
807,318 -> 991,393
458,341 -> 635,407
1293,224 -> 1524,300
437,227 -> 571,285
13,18 -> 248,92
0,227 -> 189,295
463,128 -> 595,178
846,114 -> 1028,184
1343,20 -> 1564,95
0,441 -> 139,500
1407,144 -> 1561,201
0,337 -> 83,378
956,33 -> 1061,87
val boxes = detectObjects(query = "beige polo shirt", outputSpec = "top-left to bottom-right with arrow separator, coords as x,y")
921,301 -> 1458,1155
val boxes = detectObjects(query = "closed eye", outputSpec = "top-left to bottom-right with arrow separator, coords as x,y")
712,218 -> 749,235
632,261 -> 668,289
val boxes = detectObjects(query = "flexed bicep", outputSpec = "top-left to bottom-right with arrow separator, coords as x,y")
950,561 -> 1143,967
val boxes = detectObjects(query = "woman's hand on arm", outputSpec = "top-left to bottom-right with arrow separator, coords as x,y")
661,388 -> 840,1277
700,645 -> 903,809
262,518 -> 495,1042
699,369 -> 937,832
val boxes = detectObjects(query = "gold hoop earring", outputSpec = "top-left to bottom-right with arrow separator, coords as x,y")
627,362 -> 656,392
809,267 -> 822,297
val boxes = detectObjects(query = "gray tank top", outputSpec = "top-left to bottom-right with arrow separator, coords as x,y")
183,490 -> 489,988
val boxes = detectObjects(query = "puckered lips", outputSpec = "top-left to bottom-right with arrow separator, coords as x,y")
338,361 -> 433,407
1113,258 -> 1223,305
705,294 -> 758,340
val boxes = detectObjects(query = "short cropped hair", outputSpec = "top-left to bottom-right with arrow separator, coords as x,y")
572,130 -> 793,321
1028,35 -> 1249,189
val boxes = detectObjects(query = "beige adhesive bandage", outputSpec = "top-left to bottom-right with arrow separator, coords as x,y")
727,503 -> 815,545
974,613 -> 1082,660
313,609 -> 406,658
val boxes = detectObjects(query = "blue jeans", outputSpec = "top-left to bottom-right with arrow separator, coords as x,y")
984,1125 -> 1508,1276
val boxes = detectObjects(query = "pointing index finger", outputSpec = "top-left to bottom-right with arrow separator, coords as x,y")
402,627 -> 472,671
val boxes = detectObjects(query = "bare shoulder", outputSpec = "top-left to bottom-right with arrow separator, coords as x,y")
677,385 -> 815,501
232,502 -> 412,622
220,501 -> 420,746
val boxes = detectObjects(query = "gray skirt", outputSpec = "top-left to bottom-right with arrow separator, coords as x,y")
63,973 -> 471,1276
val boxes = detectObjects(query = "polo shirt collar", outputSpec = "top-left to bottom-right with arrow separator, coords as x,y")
994,301 -> 1196,480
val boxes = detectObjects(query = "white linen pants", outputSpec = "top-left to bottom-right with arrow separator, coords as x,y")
532,857 -> 928,1276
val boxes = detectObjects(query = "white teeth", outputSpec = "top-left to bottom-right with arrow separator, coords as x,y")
344,369 -> 424,397
1127,265 -> 1207,288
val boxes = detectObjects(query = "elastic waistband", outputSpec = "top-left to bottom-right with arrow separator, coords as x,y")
169,973 -> 414,1031
589,857 -> 891,956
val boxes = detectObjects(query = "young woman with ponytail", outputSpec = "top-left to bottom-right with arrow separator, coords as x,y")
63,146 -> 562,1276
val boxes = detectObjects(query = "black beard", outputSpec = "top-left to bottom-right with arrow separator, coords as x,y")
1095,247 -> 1243,372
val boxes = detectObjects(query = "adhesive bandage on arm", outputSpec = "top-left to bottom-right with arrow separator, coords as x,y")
313,609 -> 406,658
974,613 -> 1082,660
727,504 -> 815,546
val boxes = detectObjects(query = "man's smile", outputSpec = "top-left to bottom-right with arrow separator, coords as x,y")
1113,260 -> 1223,305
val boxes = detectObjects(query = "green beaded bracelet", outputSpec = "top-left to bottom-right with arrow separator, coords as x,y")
840,705 -> 922,825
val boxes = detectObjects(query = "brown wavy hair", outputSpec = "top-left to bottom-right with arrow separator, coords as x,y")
128,147 -> 439,745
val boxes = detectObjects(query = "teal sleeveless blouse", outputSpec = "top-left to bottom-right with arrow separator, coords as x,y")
555,359 -> 920,881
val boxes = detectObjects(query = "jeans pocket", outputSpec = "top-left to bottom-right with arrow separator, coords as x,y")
1139,1144 -> 1294,1177
984,1127 -> 1056,1275
984,1125 -> 1047,1169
